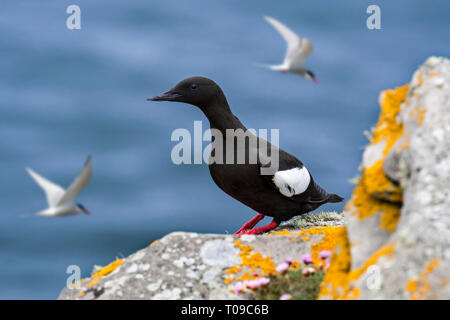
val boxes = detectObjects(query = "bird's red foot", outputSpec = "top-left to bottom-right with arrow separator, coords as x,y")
233,213 -> 264,235
237,220 -> 279,235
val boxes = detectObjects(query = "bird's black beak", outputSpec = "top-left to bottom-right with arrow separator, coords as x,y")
147,90 -> 182,102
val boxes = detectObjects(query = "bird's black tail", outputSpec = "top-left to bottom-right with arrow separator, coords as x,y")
327,194 -> 344,203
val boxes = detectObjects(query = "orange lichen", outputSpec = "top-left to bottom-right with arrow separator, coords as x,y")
346,182 -> 401,233
415,72 -> 423,86
225,265 -> 242,274
348,243 -> 395,281
77,290 -> 86,297
319,238 -> 396,300
318,227 -> 352,299
224,240 -> 276,284
269,226 -> 345,270
372,85 -> 409,149
290,261 -> 301,270
269,230 -> 291,236
87,259 -> 124,288
149,239 -> 159,247
428,71 -> 439,77
407,259 -> 441,300
224,277 -> 234,284
225,227 -> 344,286
362,159 -> 402,202
362,84 -> 409,202
344,85 -> 409,233
300,227 -> 346,268
409,107 -> 427,126
418,108 -> 426,125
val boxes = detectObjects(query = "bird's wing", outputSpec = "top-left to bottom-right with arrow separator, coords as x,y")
264,16 -> 313,68
258,145 -> 311,198
26,167 -> 66,207
268,166 -> 311,198
57,156 -> 92,205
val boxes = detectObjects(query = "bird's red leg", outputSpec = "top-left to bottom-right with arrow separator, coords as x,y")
241,220 -> 279,235
234,213 -> 265,235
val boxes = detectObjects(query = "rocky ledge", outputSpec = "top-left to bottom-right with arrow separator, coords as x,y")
59,56 -> 450,300
59,212 -> 344,300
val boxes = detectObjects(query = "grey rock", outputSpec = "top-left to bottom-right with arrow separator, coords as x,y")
58,212 -> 343,300
352,57 -> 450,299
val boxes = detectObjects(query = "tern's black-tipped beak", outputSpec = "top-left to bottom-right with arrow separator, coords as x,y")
147,90 -> 182,102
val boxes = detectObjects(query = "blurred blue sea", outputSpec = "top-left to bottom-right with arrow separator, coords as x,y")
0,0 -> 449,299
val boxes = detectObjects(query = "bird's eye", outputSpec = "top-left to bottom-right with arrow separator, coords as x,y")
191,84 -> 198,90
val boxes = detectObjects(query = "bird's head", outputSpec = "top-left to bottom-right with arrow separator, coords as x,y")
147,76 -> 225,109
305,70 -> 318,84
76,203 -> 90,215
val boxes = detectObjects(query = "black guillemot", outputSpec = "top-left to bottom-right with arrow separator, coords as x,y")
148,76 -> 343,235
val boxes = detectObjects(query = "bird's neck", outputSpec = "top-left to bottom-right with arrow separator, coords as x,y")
200,94 -> 246,133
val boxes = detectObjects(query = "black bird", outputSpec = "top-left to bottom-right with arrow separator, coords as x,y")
148,77 -> 343,234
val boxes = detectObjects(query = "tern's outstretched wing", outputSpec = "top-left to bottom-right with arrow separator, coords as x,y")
58,156 -> 92,205
26,167 -> 65,208
264,16 -> 313,68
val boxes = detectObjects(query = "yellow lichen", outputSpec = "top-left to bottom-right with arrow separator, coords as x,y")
224,240 -> 276,284
77,290 -> 86,297
362,84 -> 409,201
415,72 -> 423,86
224,277 -> 234,284
290,261 -> 301,270
319,237 -> 395,300
409,107 -> 427,126
318,227 -> 352,299
269,226 -> 345,268
346,182 -> 401,233
406,259 -> 441,300
348,243 -> 395,281
428,71 -> 439,77
344,85 -> 409,233
362,159 -> 402,202
418,108 -> 426,125
225,265 -> 242,274
87,259 -> 124,288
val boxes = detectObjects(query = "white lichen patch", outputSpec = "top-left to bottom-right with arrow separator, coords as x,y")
200,240 -> 239,266
173,257 -> 195,268
147,280 -> 162,292
240,235 -> 256,242
152,288 -> 182,300
126,264 -> 138,273
363,140 -> 387,168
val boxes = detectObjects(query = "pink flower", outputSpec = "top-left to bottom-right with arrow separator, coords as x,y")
302,267 -> 316,276
301,254 -> 313,265
237,277 -> 270,291
246,279 -> 261,289
276,262 -> 289,273
285,257 -> 293,265
258,277 -> 270,286
319,250 -> 331,260
234,281 -> 247,294
279,294 -> 292,300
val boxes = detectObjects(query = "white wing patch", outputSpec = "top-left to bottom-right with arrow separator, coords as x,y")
272,166 -> 311,197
